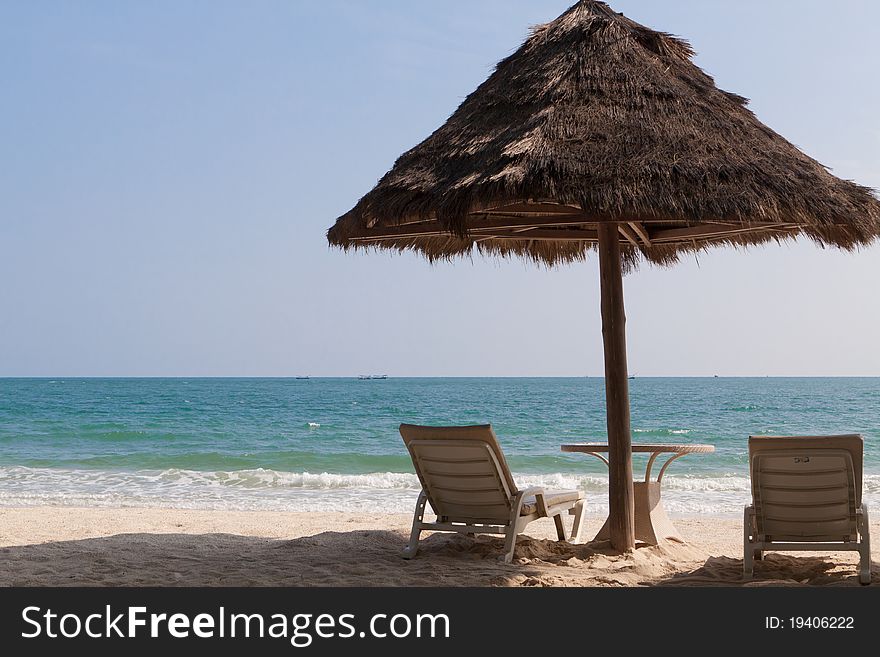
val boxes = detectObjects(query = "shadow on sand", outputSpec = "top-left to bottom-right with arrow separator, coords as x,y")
0,531 -> 602,587
0,531 -> 873,587
656,553 -> 876,587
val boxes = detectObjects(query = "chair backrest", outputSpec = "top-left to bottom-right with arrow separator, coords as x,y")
749,435 -> 863,542
399,424 -> 518,524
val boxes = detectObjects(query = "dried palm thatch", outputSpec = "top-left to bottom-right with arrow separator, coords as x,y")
327,0 -> 880,268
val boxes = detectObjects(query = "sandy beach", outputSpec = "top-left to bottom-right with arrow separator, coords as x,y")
0,507 -> 874,587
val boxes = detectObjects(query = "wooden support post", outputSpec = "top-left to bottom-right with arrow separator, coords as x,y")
597,223 -> 636,551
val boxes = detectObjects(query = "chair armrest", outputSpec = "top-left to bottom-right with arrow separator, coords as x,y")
857,502 -> 869,526
507,487 -> 545,524
743,505 -> 756,537
515,486 -> 548,515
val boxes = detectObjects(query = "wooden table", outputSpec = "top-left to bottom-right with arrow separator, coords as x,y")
561,443 -> 715,545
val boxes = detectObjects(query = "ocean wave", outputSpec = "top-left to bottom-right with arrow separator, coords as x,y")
633,428 -> 692,436
0,466 -> 422,491
0,466 -> 424,513
1,466 -> 878,516
662,474 -> 751,492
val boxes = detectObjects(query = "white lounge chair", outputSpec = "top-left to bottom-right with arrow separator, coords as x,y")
400,423 -> 586,563
744,434 -> 871,585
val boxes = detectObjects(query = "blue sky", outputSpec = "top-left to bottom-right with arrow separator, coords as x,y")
1,0 -> 878,376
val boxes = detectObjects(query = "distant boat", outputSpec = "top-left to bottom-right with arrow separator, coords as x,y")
295,376 -> 310,380
628,375 -> 636,380
357,374 -> 388,380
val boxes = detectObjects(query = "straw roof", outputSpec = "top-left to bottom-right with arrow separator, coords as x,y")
327,0 -> 880,267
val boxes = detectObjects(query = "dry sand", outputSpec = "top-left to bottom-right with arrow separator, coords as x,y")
0,507 -> 875,586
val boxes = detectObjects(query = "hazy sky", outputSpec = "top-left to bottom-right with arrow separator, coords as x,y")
1,1 -> 878,377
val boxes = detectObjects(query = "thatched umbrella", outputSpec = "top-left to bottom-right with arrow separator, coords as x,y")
327,0 -> 880,550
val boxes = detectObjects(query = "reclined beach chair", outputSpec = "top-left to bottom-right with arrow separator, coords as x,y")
399,423 -> 586,563
744,435 -> 871,584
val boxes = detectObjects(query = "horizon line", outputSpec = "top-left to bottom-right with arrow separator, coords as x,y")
2,375 -> 880,380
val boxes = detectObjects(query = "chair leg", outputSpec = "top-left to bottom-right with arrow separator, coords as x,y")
859,546 -> 871,585
743,505 -> 755,578
553,513 -> 566,541
502,526 -> 518,563
402,490 -> 428,559
501,490 -> 530,563
569,500 -> 586,543
859,503 -> 871,585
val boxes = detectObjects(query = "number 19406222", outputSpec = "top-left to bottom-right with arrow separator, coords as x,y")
765,617 -> 854,630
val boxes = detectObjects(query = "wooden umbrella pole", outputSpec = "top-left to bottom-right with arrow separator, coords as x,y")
597,223 -> 635,550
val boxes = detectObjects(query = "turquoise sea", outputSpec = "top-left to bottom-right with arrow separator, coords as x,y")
0,378 -> 878,516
